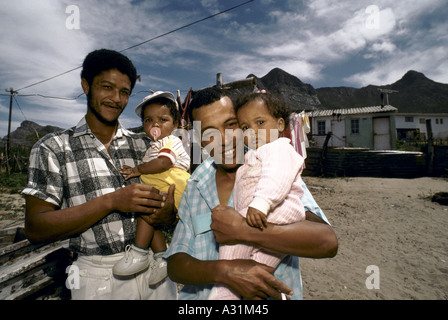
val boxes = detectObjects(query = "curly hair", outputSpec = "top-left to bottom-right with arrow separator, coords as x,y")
188,87 -> 234,121
81,49 -> 138,91
235,91 -> 291,127
139,97 -> 180,124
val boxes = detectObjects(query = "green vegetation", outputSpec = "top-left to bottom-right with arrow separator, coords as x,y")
0,172 -> 28,193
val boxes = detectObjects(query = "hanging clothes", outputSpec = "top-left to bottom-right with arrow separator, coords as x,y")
177,88 -> 195,172
289,111 -> 310,164
177,88 -> 192,130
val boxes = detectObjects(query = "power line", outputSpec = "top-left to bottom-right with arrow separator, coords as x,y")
13,95 -> 28,121
14,0 -> 255,92
16,66 -> 82,92
1,89 -> 190,102
119,0 -> 254,52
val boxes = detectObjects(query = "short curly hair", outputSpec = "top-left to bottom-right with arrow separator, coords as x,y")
235,91 -> 291,127
139,97 -> 180,124
81,49 -> 138,91
188,87 -> 233,122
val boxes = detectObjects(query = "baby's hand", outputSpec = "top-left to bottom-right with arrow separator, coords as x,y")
120,165 -> 141,180
246,207 -> 268,230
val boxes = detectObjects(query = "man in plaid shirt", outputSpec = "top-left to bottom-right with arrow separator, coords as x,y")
22,49 -> 177,300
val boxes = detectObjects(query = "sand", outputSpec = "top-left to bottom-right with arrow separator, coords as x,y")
0,190 -> 25,230
1,176 -> 447,300
300,176 -> 448,300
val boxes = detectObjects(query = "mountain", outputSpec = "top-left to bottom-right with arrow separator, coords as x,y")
0,120 -> 63,148
237,67 -> 323,112
239,68 -> 448,114
316,70 -> 448,113
3,69 -> 447,147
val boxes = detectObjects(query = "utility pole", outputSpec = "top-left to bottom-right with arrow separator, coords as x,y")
5,88 -> 17,162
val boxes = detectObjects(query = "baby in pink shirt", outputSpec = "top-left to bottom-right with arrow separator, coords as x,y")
209,91 -> 306,300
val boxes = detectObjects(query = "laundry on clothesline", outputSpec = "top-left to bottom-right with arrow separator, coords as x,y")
289,111 -> 310,168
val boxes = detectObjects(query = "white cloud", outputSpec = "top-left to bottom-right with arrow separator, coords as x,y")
0,103 -> 9,115
344,43 -> 448,86
0,1 -> 95,136
1,0 -> 447,138
342,0 -> 448,86
371,41 -> 396,54
0,1 -> 93,91
201,0 -> 219,10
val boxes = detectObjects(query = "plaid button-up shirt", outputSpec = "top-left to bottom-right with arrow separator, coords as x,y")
22,117 -> 150,256
165,157 -> 330,300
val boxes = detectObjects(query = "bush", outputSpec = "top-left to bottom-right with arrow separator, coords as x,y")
0,172 -> 28,193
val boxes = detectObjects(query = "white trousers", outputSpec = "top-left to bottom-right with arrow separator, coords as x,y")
70,253 -> 177,300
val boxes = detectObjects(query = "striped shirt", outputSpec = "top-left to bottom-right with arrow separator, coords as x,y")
143,135 -> 190,170
165,157 -> 330,300
22,117 -> 150,256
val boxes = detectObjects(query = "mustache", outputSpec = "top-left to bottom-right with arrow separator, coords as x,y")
102,101 -> 122,109
86,92 -> 122,109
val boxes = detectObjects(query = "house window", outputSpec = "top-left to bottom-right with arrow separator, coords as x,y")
405,116 -> 414,122
436,118 -> 444,125
317,121 -> 326,135
419,118 -> 426,124
351,119 -> 360,134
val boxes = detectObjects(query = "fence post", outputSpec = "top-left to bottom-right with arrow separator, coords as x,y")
426,119 -> 434,176
319,132 -> 332,176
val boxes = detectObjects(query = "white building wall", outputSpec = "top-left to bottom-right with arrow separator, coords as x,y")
395,114 -> 448,140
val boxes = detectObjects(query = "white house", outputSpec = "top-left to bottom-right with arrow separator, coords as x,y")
394,113 -> 448,141
306,105 -> 398,150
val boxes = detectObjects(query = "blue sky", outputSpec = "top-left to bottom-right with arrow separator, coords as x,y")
1,0 -> 447,138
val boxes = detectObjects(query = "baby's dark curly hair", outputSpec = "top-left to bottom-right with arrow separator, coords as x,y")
139,97 -> 180,125
235,91 -> 291,127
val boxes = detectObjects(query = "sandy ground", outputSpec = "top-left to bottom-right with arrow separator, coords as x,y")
0,190 -> 25,230
1,176 -> 447,300
300,176 -> 448,300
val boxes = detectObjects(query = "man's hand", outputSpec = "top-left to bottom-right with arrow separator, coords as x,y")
211,205 -> 247,245
112,183 -> 165,214
217,259 -> 293,300
140,184 -> 176,228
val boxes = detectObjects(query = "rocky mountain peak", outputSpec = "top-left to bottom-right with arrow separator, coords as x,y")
1,121 -> 63,148
241,67 -> 322,111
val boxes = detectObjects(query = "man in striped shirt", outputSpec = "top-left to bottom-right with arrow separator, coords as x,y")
166,87 -> 338,300
22,49 -> 178,300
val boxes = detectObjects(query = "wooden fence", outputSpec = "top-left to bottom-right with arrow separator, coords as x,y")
303,146 -> 447,178
0,226 -> 72,300
0,147 -> 29,175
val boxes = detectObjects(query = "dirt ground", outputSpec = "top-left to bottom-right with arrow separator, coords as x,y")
300,176 -> 448,300
1,176 -> 447,300
0,189 -> 25,230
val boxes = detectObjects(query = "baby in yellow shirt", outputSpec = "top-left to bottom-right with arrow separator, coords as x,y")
113,91 -> 190,284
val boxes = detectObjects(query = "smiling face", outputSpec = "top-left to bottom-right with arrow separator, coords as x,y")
82,68 -> 131,126
236,98 -> 285,149
192,96 -> 244,169
142,103 -> 178,140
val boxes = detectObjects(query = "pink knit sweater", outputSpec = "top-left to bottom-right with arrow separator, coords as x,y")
233,137 -> 306,224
